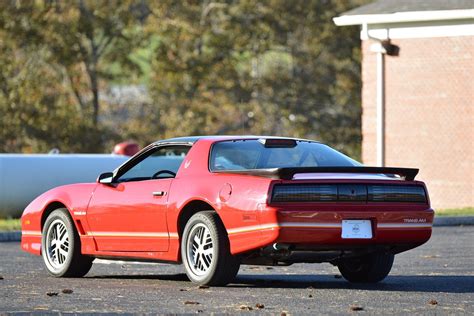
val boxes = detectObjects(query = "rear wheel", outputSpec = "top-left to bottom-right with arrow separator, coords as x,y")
41,208 -> 93,277
181,211 -> 240,285
337,252 -> 394,283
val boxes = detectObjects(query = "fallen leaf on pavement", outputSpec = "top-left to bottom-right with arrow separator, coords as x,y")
62,289 -> 73,294
46,292 -> 58,297
349,305 -> 364,311
255,303 -> 264,309
428,299 -> 438,305
34,306 -> 49,310
184,301 -> 200,305
240,305 -> 253,311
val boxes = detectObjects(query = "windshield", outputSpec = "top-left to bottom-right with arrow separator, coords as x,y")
210,139 -> 361,171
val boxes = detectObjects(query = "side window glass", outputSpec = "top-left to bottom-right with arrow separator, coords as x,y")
117,146 -> 190,182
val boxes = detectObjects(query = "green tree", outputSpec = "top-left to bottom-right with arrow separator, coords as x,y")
0,0 -> 147,152
1,0 -> 367,157
148,0 -> 366,158
0,36 -> 98,152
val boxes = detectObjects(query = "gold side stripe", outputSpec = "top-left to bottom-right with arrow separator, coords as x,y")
21,230 -> 180,239
280,222 -> 342,228
227,222 -> 341,235
22,230 -> 42,236
377,223 -> 432,228
87,232 -> 180,239
227,222 -> 433,235
227,224 -> 279,235
21,223 -> 432,239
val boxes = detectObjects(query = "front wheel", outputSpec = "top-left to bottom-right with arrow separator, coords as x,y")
41,208 -> 93,277
181,211 -> 240,286
337,252 -> 394,283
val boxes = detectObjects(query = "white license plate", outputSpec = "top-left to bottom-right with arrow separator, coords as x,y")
341,220 -> 372,239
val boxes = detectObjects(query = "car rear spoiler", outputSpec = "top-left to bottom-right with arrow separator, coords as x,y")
213,167 -> 419,181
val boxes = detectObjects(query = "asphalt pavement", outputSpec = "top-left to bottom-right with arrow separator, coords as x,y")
0,226 -> 473,314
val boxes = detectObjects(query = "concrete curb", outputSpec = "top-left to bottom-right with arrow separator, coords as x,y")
433,216 -> 474,227
0,231 -> 21,242
1,216 -> 473,242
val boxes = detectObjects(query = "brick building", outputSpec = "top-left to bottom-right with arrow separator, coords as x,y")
334,0 -> 473,209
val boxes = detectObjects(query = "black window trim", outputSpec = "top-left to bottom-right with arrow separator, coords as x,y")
112,141 -> 193,183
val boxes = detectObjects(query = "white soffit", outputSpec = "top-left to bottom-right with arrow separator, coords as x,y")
362,21 -> 474,40
333,9 -> 474,26
333,9 -> 474,40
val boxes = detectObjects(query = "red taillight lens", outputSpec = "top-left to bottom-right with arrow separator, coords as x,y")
271,184 -> 427,203
272,184 -> 338,202
367,185 -> 427,203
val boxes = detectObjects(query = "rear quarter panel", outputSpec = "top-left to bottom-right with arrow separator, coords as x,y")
168,139 -> 275,256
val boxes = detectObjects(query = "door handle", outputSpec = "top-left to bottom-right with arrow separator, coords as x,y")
152,191 -> 167,197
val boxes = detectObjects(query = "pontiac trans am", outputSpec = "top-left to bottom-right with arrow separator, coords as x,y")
21,136 -> 434,285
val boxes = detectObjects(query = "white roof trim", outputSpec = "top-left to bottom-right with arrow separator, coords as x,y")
334,9 -> 474,26
362,23 -> 474,40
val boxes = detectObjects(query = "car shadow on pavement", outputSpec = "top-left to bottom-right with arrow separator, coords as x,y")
87,273 -> 474,293
228,274 -> 474,293
88,273 -> 189,281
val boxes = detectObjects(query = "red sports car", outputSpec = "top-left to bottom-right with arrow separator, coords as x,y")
21,136 -> 434,285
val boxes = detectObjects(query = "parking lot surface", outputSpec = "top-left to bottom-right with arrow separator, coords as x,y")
0,226 -> 473,314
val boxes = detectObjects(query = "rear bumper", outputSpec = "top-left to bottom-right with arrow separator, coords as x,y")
275,209 -> 433,246
231,205 -> 434,255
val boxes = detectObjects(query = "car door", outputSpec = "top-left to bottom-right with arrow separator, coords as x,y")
86,145 -> 190,252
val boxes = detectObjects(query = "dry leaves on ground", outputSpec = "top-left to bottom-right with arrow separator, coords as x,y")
349,305 -> 364,311
240,305 -> 253,311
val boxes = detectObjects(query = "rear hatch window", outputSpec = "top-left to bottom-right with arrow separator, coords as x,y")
210,139 -> 360,171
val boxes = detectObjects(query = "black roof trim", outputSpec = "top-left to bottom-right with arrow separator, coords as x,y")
156,136 -> 203,144
154,135 -> 320,145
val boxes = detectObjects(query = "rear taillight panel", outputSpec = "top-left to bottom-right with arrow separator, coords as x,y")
271,183 -> 427,204
272,184 -> 337,202
367,185 -> 427,203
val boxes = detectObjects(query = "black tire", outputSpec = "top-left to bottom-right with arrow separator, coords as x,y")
41,208 -> 93,277
337,252 -> 394,283
181,211 -> 240,286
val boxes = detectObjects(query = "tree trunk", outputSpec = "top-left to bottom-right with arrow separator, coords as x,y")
85,41 -> 100,127
90,68 -> 99,126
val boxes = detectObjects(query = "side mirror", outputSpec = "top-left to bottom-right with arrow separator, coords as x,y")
97,172 -> 114,184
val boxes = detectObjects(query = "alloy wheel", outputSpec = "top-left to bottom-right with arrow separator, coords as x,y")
187,223 -> 214,276
45,219 -> 70,270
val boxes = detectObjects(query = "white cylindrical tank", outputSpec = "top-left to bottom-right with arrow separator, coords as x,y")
0,154 -> 129,218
